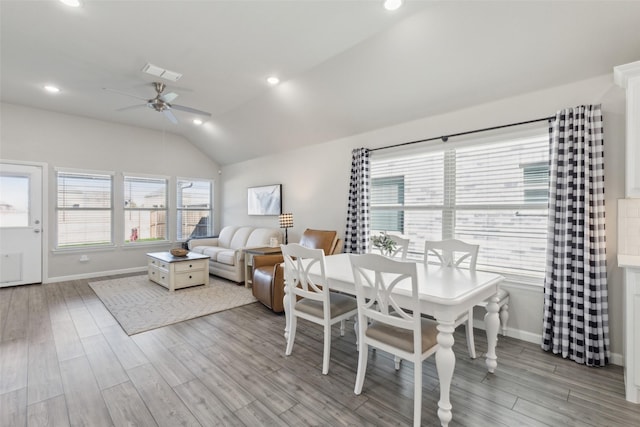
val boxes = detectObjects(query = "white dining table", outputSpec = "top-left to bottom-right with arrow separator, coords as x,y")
282,253 -> 505,427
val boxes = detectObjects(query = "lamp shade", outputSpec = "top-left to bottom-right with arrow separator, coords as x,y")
279,213 -> 293,228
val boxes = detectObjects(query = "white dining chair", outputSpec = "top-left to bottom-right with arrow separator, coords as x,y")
282,243 -> 358,375
424,238 -> 510,344
424,239 -> 479,359
370,233 -> 410,261
350,253 -> 439,427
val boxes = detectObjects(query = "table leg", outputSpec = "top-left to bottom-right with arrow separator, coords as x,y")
436,320 -> 456,427
484,295 -> 500,373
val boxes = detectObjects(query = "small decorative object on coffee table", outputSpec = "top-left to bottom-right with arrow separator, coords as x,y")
170,248 -> 189,257
147,251 -> 209,292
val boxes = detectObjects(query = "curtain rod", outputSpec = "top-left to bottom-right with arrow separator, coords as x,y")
370,116 -> 554,152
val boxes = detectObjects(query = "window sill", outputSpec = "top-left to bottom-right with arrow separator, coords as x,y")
52,245 -> 116,254
498,273 -> 544,291
122,241 -> 170,249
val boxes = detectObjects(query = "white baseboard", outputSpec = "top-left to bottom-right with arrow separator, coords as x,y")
45,267 -> 146,284
474,319 -> 624,367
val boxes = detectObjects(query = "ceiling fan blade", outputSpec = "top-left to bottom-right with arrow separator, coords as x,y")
160,92 -> 179,103
163,109 -> 178,124
171,104 -> 212,117
116,104 -> 147,112
103,87 -> 148,101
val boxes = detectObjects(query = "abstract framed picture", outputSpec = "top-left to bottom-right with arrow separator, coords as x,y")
247,184 -> 282,215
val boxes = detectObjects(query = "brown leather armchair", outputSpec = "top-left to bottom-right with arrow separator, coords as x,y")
252,229 -> 343,313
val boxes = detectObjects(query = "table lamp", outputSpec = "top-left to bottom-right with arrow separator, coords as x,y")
279,213 -> 293,244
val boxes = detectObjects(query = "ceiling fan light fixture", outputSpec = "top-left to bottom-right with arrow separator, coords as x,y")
110,81 -> 211,124
193,119 -> 203,125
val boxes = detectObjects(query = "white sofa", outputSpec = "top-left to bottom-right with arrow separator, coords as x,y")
188,225 -> 282,282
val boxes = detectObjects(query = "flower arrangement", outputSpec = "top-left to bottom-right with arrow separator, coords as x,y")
371,231 -> 397,257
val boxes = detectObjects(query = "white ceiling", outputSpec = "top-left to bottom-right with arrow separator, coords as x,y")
2,1 -> 639,165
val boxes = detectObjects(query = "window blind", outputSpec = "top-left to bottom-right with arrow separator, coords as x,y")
56,171 -> 112,247
371,130 -> 549,279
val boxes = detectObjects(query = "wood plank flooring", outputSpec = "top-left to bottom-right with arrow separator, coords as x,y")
1,274 -> 639,427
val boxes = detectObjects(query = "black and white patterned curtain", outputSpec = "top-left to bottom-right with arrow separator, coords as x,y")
542,105 -> 609,367
344,148 -> 370,253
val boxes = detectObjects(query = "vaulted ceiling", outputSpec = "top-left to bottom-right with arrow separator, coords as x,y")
2,1 -> 639,165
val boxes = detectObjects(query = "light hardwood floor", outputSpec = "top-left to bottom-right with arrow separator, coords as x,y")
1,274 -> 639,427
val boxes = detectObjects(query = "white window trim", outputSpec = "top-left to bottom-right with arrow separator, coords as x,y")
54,167 -> 115,250
176,176 -> 214,242
371,125 -> 549,283
122,172 -> 170,245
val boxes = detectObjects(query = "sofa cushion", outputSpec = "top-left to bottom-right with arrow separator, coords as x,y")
192,246 -> 226,261
229,227 -> 253,250
216,250 -> 237,266
217,226 -> 239,248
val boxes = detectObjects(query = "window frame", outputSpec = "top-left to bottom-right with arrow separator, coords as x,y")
55,168 -> 114,250
370,127 -> 549,283
122,173 -> 169,245
176,177 -> 214,241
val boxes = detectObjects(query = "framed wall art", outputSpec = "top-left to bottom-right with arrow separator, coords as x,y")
247,184 -> 282,215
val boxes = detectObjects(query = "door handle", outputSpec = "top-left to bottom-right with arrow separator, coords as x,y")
34,229 -> 41,234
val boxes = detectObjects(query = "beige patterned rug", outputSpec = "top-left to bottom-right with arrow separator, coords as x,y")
89,274 -> 257,335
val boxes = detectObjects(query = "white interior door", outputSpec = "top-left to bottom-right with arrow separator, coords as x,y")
0,162 -> 43,286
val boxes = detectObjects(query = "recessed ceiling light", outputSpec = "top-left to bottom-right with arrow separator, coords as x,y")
384,0 -> 402,11
44,85 -> 61,93
193,119 -> 203,125
60,0 -> 82,7
267,76 -> 280,86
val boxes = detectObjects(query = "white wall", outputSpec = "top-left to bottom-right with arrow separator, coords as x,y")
0,103 -> 221,281
220,73 -> 627,361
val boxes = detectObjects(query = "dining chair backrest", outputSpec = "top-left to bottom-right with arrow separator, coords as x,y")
350,253 -> 438,426
370,234 -> 410,261
350,253 -> 421,338
424,239 -> 479,270
281,243 -> 328,306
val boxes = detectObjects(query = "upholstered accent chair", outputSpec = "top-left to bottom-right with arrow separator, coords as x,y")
252,229 -> 342,313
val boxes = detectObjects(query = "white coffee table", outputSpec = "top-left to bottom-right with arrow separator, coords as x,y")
147,251 -> 210,291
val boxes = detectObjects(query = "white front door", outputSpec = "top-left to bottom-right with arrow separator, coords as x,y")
0,162 -> 43,286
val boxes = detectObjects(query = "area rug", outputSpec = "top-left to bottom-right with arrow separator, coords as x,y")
88,274 -> 257,335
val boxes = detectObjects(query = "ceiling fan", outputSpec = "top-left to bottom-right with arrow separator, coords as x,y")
104,82 -> 211,124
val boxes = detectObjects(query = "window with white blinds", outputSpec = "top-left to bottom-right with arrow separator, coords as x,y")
176,178 -> 213,240
56,170 -> 113,248
371,128 -> 549,279
123,175 -> 168,243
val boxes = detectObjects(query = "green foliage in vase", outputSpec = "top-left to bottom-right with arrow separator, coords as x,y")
371,231 -> 397,256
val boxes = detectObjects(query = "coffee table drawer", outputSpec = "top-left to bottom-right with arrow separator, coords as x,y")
148,258 -> 169,270
175,270 -> 207,287
174,259 -> 207,273
148,265 -> 169,286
